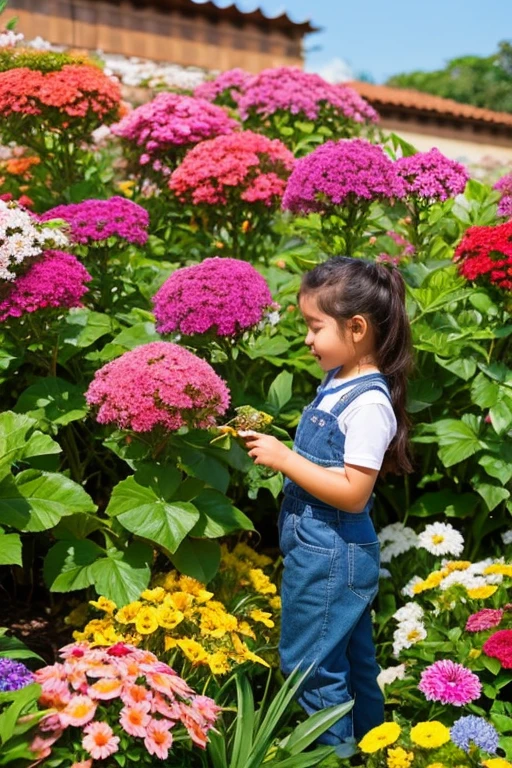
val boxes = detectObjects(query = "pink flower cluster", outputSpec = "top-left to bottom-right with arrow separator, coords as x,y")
169,130 -> 294,206
466,609 -> 504,632
282,138 -> 404,214
86,341 -> 230,433
40,197 -> 149,246
194,68 -> 252,105
0,250 -> 91,322
483,629 -> 512,668
418,660 -> 482,706
111,93 -> 238,175
235,67 -> 378,124
30,642 -> 220,763
153,257 -> 273,337
494,172 -> 512,218
395,148 -> 469,201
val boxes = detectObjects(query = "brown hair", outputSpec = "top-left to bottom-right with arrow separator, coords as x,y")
300,256 -> 413,474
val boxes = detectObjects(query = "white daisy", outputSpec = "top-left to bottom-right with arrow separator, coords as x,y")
392,620 -> 427,657
377,664 -> 407,690
379,522 -> 418,563
417,522 -> 464,557
393,602 -> 424,623
401,575 -> 423,598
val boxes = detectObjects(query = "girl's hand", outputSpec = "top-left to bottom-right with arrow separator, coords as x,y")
238,430 -> 292,472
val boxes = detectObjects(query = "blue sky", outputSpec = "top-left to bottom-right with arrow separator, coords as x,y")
212,0 -> 511,83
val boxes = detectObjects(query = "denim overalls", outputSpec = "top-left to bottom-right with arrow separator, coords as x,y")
278,371 -> 390,748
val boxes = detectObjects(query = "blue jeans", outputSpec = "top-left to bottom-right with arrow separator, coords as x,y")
278,492 -> 384,745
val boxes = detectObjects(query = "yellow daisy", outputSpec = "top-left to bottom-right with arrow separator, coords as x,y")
466,585 -> 497,599
359,722 -> 401,753
410,721 -> 450,749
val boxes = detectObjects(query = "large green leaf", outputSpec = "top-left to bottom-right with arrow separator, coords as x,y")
0,412 -> 61,481
267,371 -> 293,413
490,399 -> 512,435
475,482 -> 510,512
434,419 -> 485,467
407,379 -> 443,413
90,542 -> 152,606
0,684 -> 41,746
15,377 -> 87,426
191,490 -> 254,538
107,473 -> 199,553
0,630 -> 44,662
44,539 -> 104,592
471,372 -> 500,408
59,308 -> 117,362
171,538 -> 221,583
435,356 -> 477,381
245,336 -> 290,360
0,470 -> 96,532
409,490 -> 479,519
0,534 -> 22,566
479,454 -> 512,485
178,444 -> 230,493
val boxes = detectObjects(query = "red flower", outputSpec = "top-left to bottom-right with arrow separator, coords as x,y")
482,629 -> 512,668
107,643 -> 132,657
454,220 -> 512,292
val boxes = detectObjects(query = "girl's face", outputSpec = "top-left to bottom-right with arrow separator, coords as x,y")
299,292 -> 354,372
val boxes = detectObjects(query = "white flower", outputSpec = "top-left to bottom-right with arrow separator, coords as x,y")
401,575 -> 423,598
377,664 -> 407,690
393,602 -> 423,623
378,522 -> 418,562
417,522 -> 464,557
502,530 -> 512,545
392,620 -> 427,657
0,29 -> 24,47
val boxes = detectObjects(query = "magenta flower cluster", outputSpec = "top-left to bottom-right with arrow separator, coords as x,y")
194,68 -> 252,105
465,608 -> 503,632
111,93 -> 238,175
235,67 -> 378,124
418,660 -> 482,706
40,197 -> 149,246
494,172 -> 512,218
170,131 -> 294,207
395,148 -> 469,201
282,138 -> 404,214
153,257 -> 273,337
86,341 -> 230,433
0,250 -> 91,322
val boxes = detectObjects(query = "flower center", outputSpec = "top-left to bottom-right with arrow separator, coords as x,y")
432,535 -> 445,544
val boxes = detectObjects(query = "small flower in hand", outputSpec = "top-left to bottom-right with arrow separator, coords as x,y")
238,430 -> 292,472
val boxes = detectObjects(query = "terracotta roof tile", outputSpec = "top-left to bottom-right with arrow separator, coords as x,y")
348,81 -> 512,128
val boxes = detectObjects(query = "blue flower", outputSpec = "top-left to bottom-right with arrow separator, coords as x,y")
450,715 -> 499,754
0,658 -> 34,692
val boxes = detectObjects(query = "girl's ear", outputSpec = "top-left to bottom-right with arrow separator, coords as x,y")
350,314 -> 369,342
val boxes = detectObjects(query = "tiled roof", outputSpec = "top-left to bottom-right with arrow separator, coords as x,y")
348,81 -> 512,128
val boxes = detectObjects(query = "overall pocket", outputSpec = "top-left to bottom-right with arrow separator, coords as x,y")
293,505 -> 338,555
347,541 -> 380,601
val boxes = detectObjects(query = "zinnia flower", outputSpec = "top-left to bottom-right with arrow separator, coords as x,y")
418,660 -> 481,706
466,608 -> 503,632
417,522 -> 464,557
153,257 -> 273,337
450,715 -> 499,754
395,148 -> 468,201
0,658 -> 34,692
40,197 -> 149,246
82,721 -> 120,760
410,721 -> 450,748
86,341 -> 230,433
482,629 -> 512,668
359,722 -> 401,753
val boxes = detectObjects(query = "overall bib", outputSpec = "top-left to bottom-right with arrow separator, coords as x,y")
278,372 -> 390,747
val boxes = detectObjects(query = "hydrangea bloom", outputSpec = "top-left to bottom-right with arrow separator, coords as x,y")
466,608 -> 504,632
494,172 -> 512,218
236,67 -> 378,124
40,197 -> 149,246
417,522 -> 464,557
450,716 -> 499,754
282,139 -> 404,214
169,131 -> 294,207
454,220 -> 512,292
194,68 -> 252,106
395,148 -> 468,201
86,341 -> 229,433
0,658 -> 34,692
0,250 -> 92,322
153,257 -> 273,337
482,629 -> 512,668
418,660 -> 482,706
111,93 -> 238,175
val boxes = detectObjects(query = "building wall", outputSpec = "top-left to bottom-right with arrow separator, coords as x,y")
9,1 -> 303,72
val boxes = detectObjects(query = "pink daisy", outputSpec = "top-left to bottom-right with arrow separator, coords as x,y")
88,678 -> 123,700
119,701 -> 151,738
151,692 -> 181,720
466,608 -> 504,632
121,683 -> 152,707
60,695 -> 97,727
418,660 -> 482,706
191,695 -> 222,725
82,721 -> 120,760
144,718 -> 173,760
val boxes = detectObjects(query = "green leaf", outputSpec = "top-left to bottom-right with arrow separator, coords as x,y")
409,490 -> 479,518
475,482 -> 510,512
407,379 -> 443,413
471,372 -> 500,408
245,336 -> 290,360
435,356 -> 477,381
44,539 -> 104,592
491,713 -> 512,733
52,512 -> 105,540
434,419 -> 484,467
479,454 -> 512,485
490,399 -> 512,435
93,322 -> 160,362
0,684 -> 41,746
90,542 -> 152,606
0,534 -> 22,566
107,474 -> 199,553
14,377 -> 87,426
267,371 -> 293,413
0,470 -> 96,532
279,700 -> 353,757
482,656 -> 502,675
0,633 -> 44,662
0,412 -> 62,480
170,538 -> 221,583
191,490 -> 254,537
60,308 -> 116,361
178,445 -> 230,493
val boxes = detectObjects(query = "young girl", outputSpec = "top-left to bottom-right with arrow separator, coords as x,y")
240,256 -> 413,756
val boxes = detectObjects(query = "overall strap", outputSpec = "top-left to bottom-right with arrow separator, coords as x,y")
311,373 -> 364,408
330,376 -> 392,418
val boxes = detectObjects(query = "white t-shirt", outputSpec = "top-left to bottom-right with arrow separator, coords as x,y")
316,373 -> 397,471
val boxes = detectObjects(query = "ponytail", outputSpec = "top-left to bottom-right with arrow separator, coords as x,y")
300,256 -> 414,474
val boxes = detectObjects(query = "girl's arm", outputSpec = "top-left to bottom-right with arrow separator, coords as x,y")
239,431 -> 378,513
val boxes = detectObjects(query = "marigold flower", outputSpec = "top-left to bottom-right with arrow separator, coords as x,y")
248,568 -> 277,595
156,605 -> 184,630
89,596 -> 116,614
410,721 -> 450,748
483,759 -> 512,768
208,651 -> 231,675
176,639 -> 209,665
115,602 -> 141,624
359,722 -> 401,753
418,660 -> 482,706
386,746 -> 414,768
249,609 -> 274,628
140,587 -> 166,603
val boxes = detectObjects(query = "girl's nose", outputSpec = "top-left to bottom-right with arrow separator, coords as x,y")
305,330 -> 314,346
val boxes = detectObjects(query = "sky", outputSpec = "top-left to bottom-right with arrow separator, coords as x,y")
208,0 -> 511,83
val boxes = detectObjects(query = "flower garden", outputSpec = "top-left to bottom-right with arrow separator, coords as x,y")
0,18 -> 512,768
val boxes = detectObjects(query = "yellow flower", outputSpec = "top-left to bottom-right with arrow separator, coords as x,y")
248,568 -> 277,595
199,605 -> 238,637
134,606 -> 159,635
65,603 -> 89,627
412,570 -> 445,594
444,561 -> 471,572
467,585 -> 497,599
167,591 -> 194,613
410,721 -> 450,749
115,601 -> 142,624
426,764 -> 447,768
250,609 -> 275,628
177,638 -> 209,665
164,636 -> 178,651
156,605 -> 184,630
91,625 -> 122,646
483,759 -> 512,768
233,542 -> 272,568
89,596 -> 117,614
163,572 -> 180,591
268,596 -> 281,611
359,723 -> 401,753
140,587 -> 166,603
387,746 -> 414,768
237,621 -> 256,639
230,633 -> 270,667
208,651 -> 231,675
484,564 -> 512,577
117,180 -> 135,197
468,648 -> 481,659
178,575 -> 213,603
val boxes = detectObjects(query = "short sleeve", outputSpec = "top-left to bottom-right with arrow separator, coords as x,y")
340,402 -> 397,471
